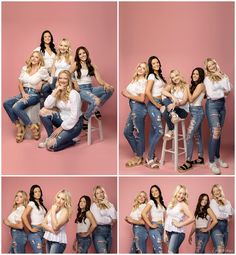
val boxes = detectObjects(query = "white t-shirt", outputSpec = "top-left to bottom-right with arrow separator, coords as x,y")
74,69 -> 92,85
8,205 -> 25,224
44,90 -> 82,130
210,199 -> 233,220
54,59 -> 71,77
148,200 -> 165,222
126,78 -> 147,96
28,201 -> 46,225
195,215 -> 210,229
34,47 -> 56,70
76,218 -> 91,233
129,204 -> 146,221
172,89 -> 189,112
147,73 -> 165,97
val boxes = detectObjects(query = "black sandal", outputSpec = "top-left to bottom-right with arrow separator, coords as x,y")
192,156 -> 204,164
94,111 -> 102,120
178,160 -> 193,171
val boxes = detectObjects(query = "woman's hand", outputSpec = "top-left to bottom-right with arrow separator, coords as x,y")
3,219 -> 11,227
150,223 -> 158,229
50,127 -> 63,138
72,239 -> 78,252
103,83 -> 113,92
188,235 -> 192,244
79,232 -> 89,238
121,90 -> 130,98
22,92 -> 30,101
200,227 -> 209,233
172,219 -> 182,228
167,103 -> 175,111
30,227 -> 40,233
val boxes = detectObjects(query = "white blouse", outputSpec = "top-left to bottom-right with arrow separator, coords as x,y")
148,200 -> 165,222
126,79 -> 147,96
148,73 -> 165,97
34,47 -> 56,70
44,90 -> 82,130
195,215 -> 210,229
74,69 -> 92,85
130,204 -> 146,221
54,59 -> 71,77
8,205 -> 25,224
172,89 -> 189,112
210,199 -> 233,220
28,201 -> 46,225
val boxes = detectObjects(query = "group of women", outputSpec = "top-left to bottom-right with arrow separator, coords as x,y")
122,56 -> 231,174
4,185 -> 117,253
3,30 -> 113,151
126,184 -> 233,253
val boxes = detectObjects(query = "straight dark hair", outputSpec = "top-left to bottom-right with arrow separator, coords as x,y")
149,185 -> 166,209
75,195 -> 91,223
194,193 -> 210,219
40,30 -> 57,55
29,185 -> 47,212
190,67 -> 205,94
147,56 -> 166,83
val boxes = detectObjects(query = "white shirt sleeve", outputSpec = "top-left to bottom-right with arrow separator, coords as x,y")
18,66 -> 27,82
148,73 -> 155,81
90,203 -> 116,225
44,94 -> 57,109
210,199 -> 233,219
39,67 -> 50,81
148,200 -> 154,207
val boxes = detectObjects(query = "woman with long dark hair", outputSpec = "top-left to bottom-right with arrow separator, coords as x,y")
22,185 -> 47,253
178,67 -> 205,171
142,185 -> 166,253
188,193 -> 217,253
73,195 -> 97,253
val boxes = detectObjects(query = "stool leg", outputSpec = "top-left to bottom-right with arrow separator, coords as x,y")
87,118 -> 92,145
160,124 -> 168,166
182,121 -> 187,159
98,119 -> 103,141
174,123 -> 178,171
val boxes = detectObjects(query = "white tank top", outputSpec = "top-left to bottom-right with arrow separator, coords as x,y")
148,200 -> 165,222
195,215 -> 210,229
130,204 -> 146,221
172,89 -> 189,112
190,92 -> 205,107
75,69 -> 92,85
54,59 -> 71,77
76,218 -> 91,233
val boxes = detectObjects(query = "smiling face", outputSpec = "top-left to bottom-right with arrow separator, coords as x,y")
176,188 -> 186,202
55,192 -> 66,208
59,41 -> 69,54
170,70 -> 181,85
151,186 -> 160,199
137,192 -> 146,204
137,63 -> 147,77
43,32 -> 52,45
151,58 -> 160,72
15,192 -> 24,205
33,187 -> 41,201
207,60 -> 217,73
95,188 -> 105,201
212,186 -> 222,199
78,49 -> 87,62
79,197 -> 87,210
192,69 -> 200,82
200,195 -> 209,207
30,52 -> 40,65
58,72 -> 69,88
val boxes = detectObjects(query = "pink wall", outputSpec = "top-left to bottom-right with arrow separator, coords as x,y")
119,2 -> 234,167
119,176 -> 234,253
2,177 -> 117,253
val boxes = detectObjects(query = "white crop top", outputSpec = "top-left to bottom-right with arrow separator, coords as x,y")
172,89 -> 189,112
129,204 -> 146,221
195,215 -> 210,229
148,200 -> 165,222
126,78 -> 147,96
54,59 -> 71,77
75,69 -> 92,85
165,203 -> 185,233
90,203 -> 117,225
76,218 -> 91,233
148,73 -> 165,97
210,199 -> 233,220
28,201 -> 46,225
8,205 -> 25,224
34,47 -> 56,70
190,92 -> 205,107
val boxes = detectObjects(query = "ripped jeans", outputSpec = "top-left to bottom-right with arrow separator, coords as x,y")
166,231 -> 185,253
46,241 -> 66,253
3,87 -> 40,125
206,98 -> 226,163
9,228 -> 27,253
76,233 -> 91,253
124,100 -> 147,157
149,223 -> 164,253
79,84 -> 113,119
41,77 -> 57,100
211,219 -> 228,253
40,112 -> 83,151
147,99 -> 163,160
130,224 -> 148,253
92,225 -> 112,253
186,106 -> 204,161
28,225 -> 44,253
195,229 -> 210,253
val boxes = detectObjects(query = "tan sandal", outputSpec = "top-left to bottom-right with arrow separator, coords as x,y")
16,123 -> 25,143
125,157 -> 143,167
30,123 -> 41,140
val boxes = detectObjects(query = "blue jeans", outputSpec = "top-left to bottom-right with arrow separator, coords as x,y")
162,98 -> 188,131
211,220 -> 228,253
166,231 -> 185,253
9,228 -> 27,253
147,99 -> 163,160
92,225 -> 112,253
130,225 -> 148,253
206,98 -> 226,163
3,87 -> 40,125
28,226 -> 44,253
41,77 -> 57,100
186,106 -> 204,160
124,100 -> 147,157
79,84 -> 113,119
46,241 -> 66,253
76,233 -> 91,253
195,229 -> 210,253
149,223 -> 164,253
40,112 -> 83,151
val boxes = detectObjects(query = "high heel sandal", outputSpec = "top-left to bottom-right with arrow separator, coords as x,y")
30,123 -> 41,140
178,160 -> 193,172
16,123 -> 26,143
192,156 -> 204,164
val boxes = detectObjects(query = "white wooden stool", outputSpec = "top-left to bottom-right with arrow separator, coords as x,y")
87,115 -> 103,145
160,119 -> 187,171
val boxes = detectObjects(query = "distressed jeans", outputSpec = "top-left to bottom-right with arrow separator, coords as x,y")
76,233 -> 91,253
79,84 -> 113,119
92,225 -> 112,253
28,225 -> 44,253
206,98 -> 226,163
3,87 -> 40,126
211,220 -> 228,253
46,241 -> 66,253
130,225 -> 148,253
124,100 -> 147,157
41,77 -> 57,100
166,231 -> 185,253
149,223 -> 164,253
186,106 -> 204,160
147,99 -> 163,160
9,228 -> 27,253
195,229 -> 210,253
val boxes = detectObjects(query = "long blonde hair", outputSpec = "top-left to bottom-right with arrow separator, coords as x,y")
204,58 -> 225,82
57,38 -> 72,63
132,191 -> 148,211
25,51 -> 45,73
168,185 -> 189,208
13,190 -> 28,210
131,62 -> 148,83
93,185 -> 111,210
211,184 -> 225,205
55,70 -> 73,102
54,189 -> 73,217
170,69 -> 187,93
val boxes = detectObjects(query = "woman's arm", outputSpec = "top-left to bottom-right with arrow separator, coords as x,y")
162,84 -> 176,101
51,206 -> 69,232
3,219 -> 23,229
172,203 -> 195,228
22,205 -> 39,232
69,62 -> 77,73
50,58 -> 57,77
41,210 -> 55,233
79,211 -> 97,237
121,89 -> 145,103
18,82 -> 29,100
177,86 -> 188,106
141,203 -> 158,228
94,65 -> 113,91
200,208 -> 218,233
188,222 -> 196,244
125,216 -> 145,225
187,83 -> 205,103
145,79 -> 162,108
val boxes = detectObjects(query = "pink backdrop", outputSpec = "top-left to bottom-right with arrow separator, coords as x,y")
119,2 -> 234,174
2,2 -> 117,175
2,176 -> 117,253
119,176 -> 234,253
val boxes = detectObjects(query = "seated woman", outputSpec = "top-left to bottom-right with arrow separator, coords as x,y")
38,70 -> 83,151
3,51 -> 50,143
161,70 -> 189,140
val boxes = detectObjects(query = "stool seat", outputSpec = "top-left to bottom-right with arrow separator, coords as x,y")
87,115 -> 104,145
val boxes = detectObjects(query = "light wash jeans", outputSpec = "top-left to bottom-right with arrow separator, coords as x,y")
9,228 -> 27,253
41,77 -> 57,101
195,228 -> 210,253
46,240 -> 66,253
211,219 -> 228,253
28,225 -> 44,253
130,224 -> 148,253
76,233 -> 91,253
92,225 -> 112,253
149,223 -> 164,253
166,231 -> 185,253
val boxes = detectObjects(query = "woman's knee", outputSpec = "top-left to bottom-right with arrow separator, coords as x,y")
39,108 -> 54,117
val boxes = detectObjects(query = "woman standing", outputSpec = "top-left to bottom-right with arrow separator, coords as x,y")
164,185 -> 194,253
73,195 -> 97,253
22,185 -> 47,253
210,184 -> 233,253
142,185 -> 166,253
204,58 -> 231,174
125,191 -> 148,253
3,190 -> 28,253
122,62 -> 148,167
188,193 -> 218,253
145,56 -> 166,168
90,185 -> 117,253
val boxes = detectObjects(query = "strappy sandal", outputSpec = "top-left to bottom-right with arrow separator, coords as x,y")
30,123 -> 41,140
145,159 -> 159,169
16,123 -> 26,143
125,157 -> 143,167
192,156 -> 204,164
94,111 -> 102,120
178,160 -> 193,172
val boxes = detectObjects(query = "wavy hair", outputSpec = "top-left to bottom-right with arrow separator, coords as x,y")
55,70 -> 73,102
168,185 -> 189,208
190,67 -> 205,94
13,190 -> 28,210
131,62 -> 148,83
93,185 -> 111,210
26,51 -> 45,73
40,30 -> 57,55
54,189 -> 72,217
56,38 -> 72,63
75,195 -> 91,224
147,56 -> 167,83
204,58 -> 225,82
170,69 -> 187,93
194,193 -> 210,219
132,191 -> 148,211
149,185 -> 166,209
29,185 -> 47,212
211,184 -> 225,205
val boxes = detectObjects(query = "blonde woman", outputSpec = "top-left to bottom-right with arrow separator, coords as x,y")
3,51 -> 50,142
161,70 -> 189,140
210,184 -> 233,253
4,190 -> 28,253
125,191 -> 148,253
42,190 -> 72,253
204,58 -> 231,175
122,62 -> 148,167
90,185 -> 117,253
38,70 -> 83,151
164,185 -> 194,253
